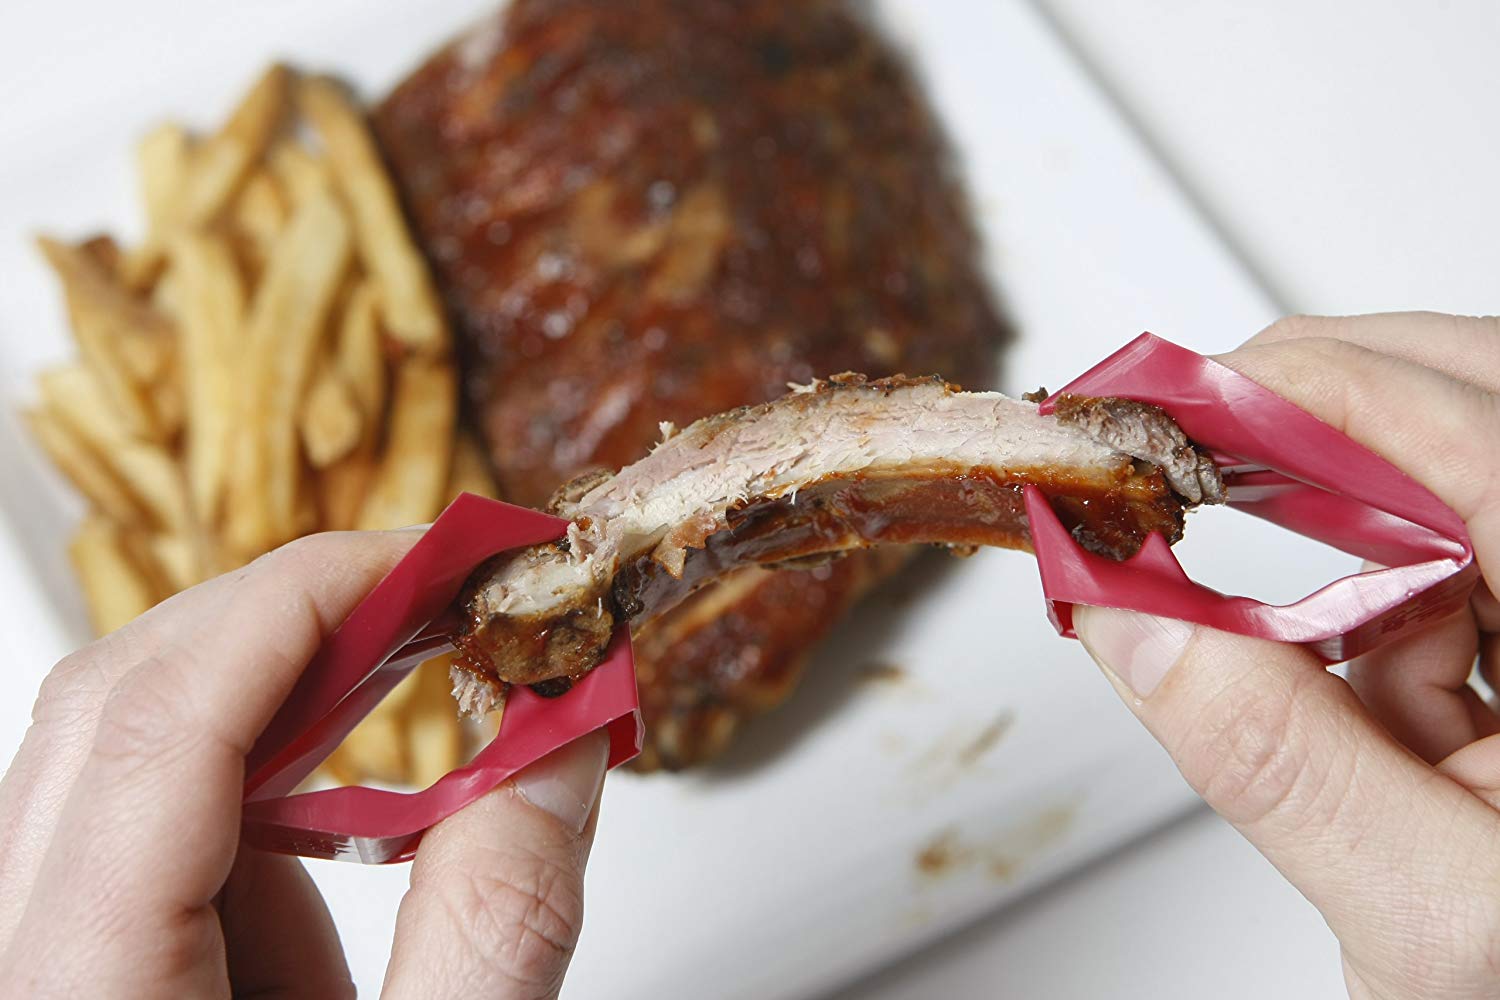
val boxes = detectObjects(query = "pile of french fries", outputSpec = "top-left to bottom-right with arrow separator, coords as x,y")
27,65 -> 498,788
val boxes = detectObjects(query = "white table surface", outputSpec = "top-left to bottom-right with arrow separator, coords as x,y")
838,2 -> 1499,997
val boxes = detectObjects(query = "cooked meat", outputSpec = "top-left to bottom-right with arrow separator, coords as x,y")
375,0 -> 1003,499
1052,395 -> 1226,505
449,376 -> 1222,711
376,0 -> 1007,766
626,553 -> 905,770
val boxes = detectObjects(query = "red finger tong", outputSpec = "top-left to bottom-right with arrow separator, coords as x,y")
1028,334 -> 1476,658
241,496 -> 641,864
241,334 -> 1476,864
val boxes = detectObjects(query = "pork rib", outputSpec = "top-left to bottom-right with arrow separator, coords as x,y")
450,376 -> 1222,710
375,0 -> 1008,767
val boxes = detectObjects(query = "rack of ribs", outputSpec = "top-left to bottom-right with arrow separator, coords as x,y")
375,0 -> 1009,768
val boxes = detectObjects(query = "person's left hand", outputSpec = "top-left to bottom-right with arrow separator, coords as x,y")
0,530 -> 609,999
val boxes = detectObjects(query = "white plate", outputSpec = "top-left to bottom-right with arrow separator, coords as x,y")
0,2 -> 1349,997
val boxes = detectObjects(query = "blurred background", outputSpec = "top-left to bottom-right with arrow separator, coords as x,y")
1,2 -> 1495,997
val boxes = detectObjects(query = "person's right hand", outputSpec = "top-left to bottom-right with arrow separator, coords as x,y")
1074,312 -> 1500,999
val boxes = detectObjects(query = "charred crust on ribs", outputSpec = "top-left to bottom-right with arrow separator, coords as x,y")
1053,394 -> 1226,505
547,468 -> 617,515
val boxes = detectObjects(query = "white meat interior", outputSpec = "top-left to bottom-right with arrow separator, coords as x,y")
473,380 -> 1133,619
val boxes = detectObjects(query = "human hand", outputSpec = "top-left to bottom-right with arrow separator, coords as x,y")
0,530 -> 608,999
1074,313 -> 1500,999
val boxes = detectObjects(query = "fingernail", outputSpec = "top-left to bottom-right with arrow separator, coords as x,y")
1074,606 -> 1194,697
513,731 -> 609,833
389,522 -> 432,533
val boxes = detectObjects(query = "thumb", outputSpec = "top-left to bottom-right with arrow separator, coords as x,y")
381,729 -> 609,1000
1073,606 -> 1500,984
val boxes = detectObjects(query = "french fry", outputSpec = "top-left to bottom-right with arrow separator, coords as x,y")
317,280 -> 386,539
37,236 -> 173,438
113,447 -> 194,537
38,237 -> 174,376
137,122 -> 192,233
232,170 -> 289,277
126,67 -> 288,288
337,712 -> 408,784
172,232 -> 243,521
299,360 -> 363,467
402,656 -> 459,791
320,747 -> 361,786
475,709 -> 502,743
182,140 -> 247,226
383,666 -> 423,713
78,234 -> 123,276
69,517 -> 158,634
447,430 -> 498,500
355,357 -> 455,530
148,265 -> 181,320
269,140 -> 330,207
407,706 -> 464,787
226,188 -> 351,554
150,366 -> 185,440
120,245 -> 168,294
328,665 -> 417,784
182,64 -> 290,227
123,123 -> 192,291
25,408 -> 143,526
299,76 -> 447,353
317,450 -> 377,531
315,281 -> 383,527
37,366 -> 193,536
295,474 -> 320,538
36,363 -> 138,444
222,64 -> 291,153
145,533 -> 201,593
335,280 -> 385,430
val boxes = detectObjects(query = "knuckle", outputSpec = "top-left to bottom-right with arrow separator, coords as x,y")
154,910 -> 222,984
1225,335 -> 1365,411
89,652 -> 203,772
277,530 -> 343,561
1174,669 -> 1347,830
32,649 -> 112,725
1259,333 -> 1365,375
1254,313 -> 1336,346
440,846 -> 585,993
252,531 -> 343,575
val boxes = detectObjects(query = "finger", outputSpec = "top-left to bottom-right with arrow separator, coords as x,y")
1346,607 -> 1494,764
4,531 -> 418,993
0,528 -> 424,936
1074,604 -> 1500,992
1217,337 -> 1500,534
0,706 -> 96,944
1246,313 -> 1500,394
1438,732 -> 1500,811
221,850 -> 354,1000
382,731 -> 609,1000
0,620 -> 185,940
